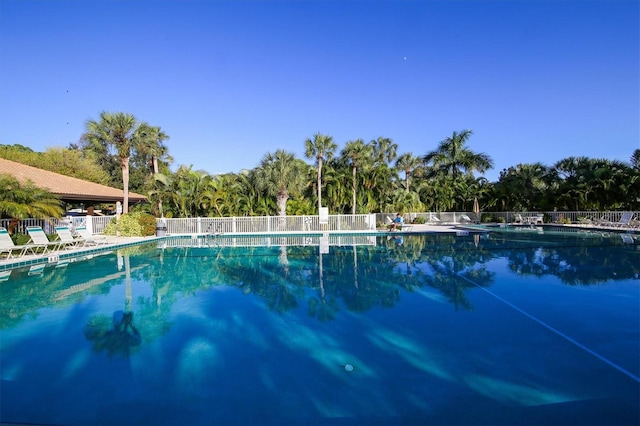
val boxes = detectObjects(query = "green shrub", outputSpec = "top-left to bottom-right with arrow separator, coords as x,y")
103,214 -> 142,237
103,212 -> 158,237
12,232 -> 31,245
412,217 -> 426,224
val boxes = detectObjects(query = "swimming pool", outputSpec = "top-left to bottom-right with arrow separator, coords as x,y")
1,232 -> 638,425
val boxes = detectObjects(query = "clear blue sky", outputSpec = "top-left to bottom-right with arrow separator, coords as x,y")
1,0 -> 638,182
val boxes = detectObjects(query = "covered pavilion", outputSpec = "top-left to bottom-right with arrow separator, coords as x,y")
0,157 -> 147,214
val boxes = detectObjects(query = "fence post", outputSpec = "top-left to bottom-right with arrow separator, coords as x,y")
85,215 -> 94,234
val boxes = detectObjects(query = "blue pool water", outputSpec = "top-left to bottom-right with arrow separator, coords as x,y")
1,232 -> 639,425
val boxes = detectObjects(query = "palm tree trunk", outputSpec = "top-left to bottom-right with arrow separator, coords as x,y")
122,156 -> 130,214
317,157 -> 323,213
152,155 -> 159,175
352,166 -> 357,215
276,191 -> 287,217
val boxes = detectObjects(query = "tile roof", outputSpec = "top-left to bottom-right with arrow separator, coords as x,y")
0,158 -> 147,203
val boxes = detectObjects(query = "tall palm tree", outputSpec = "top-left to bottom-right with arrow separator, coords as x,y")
135,124 -> 171,176
423,130 -> 493,180
84,112 -> 139,213
304,133 -> 337,213
341,139 -> 372,215
257,150 -> 308,217
395,153 -> 422,192
371,136 -> 398,166
631,149 -> 640,171
134,123 -> 171,215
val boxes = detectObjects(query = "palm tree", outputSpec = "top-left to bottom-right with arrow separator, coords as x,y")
423,130 -> 493,180
257,150 -> 308,217
371,136 -> 398,166
84,112 -> 139,213
341,139 -> 372,215
395,153 -> 422,192
631,149 -> 640,171
304,133 -> 337,213
0,174 -> 64,233
135,124 -> 171,176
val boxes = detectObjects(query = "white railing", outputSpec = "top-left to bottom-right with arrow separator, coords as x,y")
376,211 -> 640,225
3,211 -> 638,237
160,214 -> 377,235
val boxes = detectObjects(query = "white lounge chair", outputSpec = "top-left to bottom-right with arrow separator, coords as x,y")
598,212 -> 634,229
0,227 -> 37,259
26,226 -> 65,253
528,213 -> 544,224
55,226 -> 84,248
75,227 -> 109,246
459,214 -> 472,223
613,212 -> 635,229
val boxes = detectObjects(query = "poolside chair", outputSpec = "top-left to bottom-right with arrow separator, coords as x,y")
0,227 -> 36,259
614,212 -> 635,229
26,226 -> 65,253
598,212 -> 634,229
75,227 -> 109,246
459,214 -> 472,223
529,213 -> 544,224
514,214 -> 525,224
55,226 -> 84,248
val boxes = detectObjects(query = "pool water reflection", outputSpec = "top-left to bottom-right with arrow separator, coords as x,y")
1,232 -> 638,425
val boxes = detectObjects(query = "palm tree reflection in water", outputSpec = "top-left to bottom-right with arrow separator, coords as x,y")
84,252 -> 142,357
84,311 -> 142,358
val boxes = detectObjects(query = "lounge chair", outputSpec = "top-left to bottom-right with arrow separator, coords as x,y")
385,216 -> 393,227
514,214 -> 525,224
529,213 -> 544,224
613,212 -> 635,229
459,214 -> 472,223
0,227 -> 36,259
75,227 -> 109,246
598,212 -> 635,229
55,226 -> 84,248
26,226 -> 65,253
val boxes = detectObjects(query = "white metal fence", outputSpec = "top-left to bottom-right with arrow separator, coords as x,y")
160,214 -> 377,235
2,211 -> 638,236
376,211 -> 640,225
0,215 -> 114,235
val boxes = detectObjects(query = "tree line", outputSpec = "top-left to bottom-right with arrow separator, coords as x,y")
1,110 -> 639,220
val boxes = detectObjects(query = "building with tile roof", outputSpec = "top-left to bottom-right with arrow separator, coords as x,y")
0,157 -> 147,206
